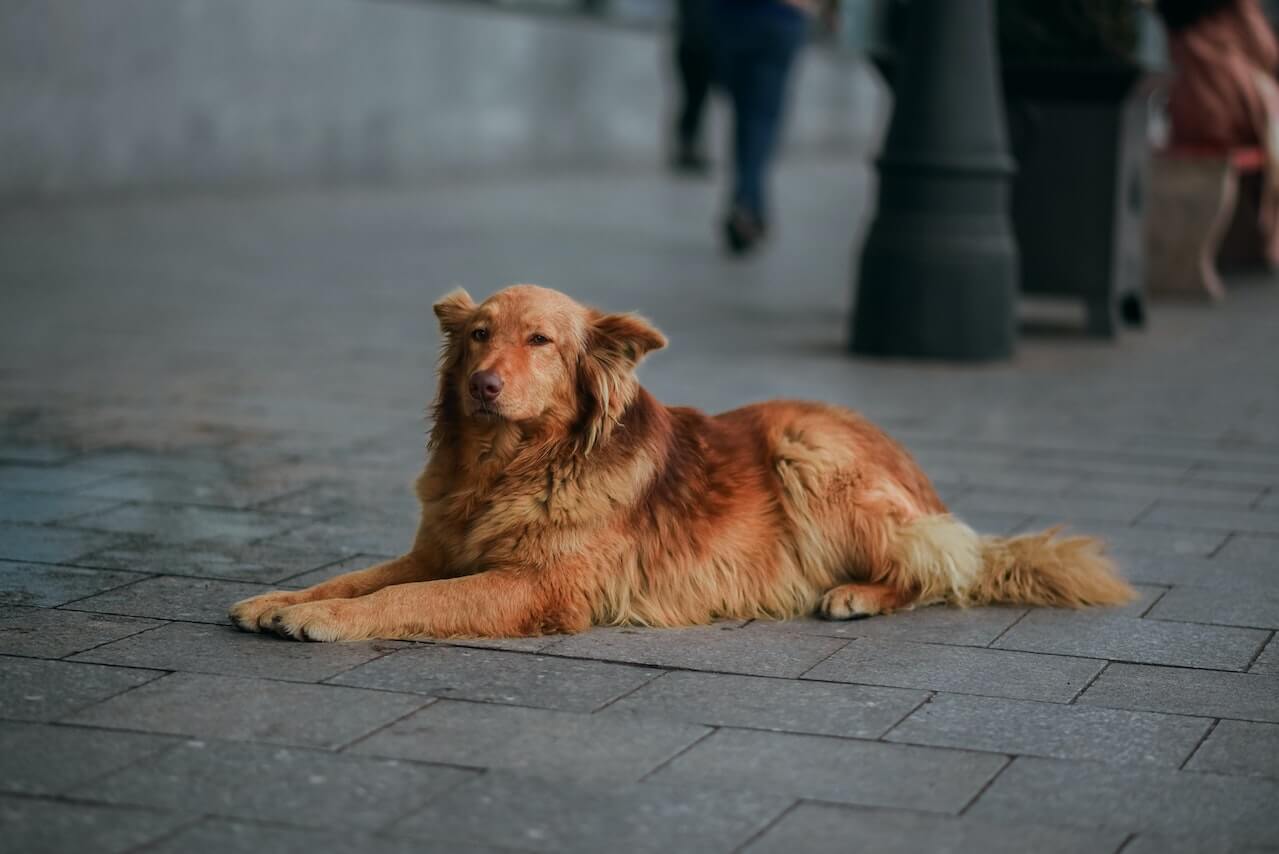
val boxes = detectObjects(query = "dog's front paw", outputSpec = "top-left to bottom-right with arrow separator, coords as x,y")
268,602 -> 357,643
228,590 -> 304,633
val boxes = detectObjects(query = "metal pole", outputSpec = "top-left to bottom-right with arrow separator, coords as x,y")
850,0 -> 1019,360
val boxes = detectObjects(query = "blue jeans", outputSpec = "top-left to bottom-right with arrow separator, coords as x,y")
714,2 -> 807,222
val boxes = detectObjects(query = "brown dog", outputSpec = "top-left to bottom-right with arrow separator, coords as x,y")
229,284 -> 1133,641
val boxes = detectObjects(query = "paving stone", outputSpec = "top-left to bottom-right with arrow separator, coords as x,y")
0,721 -> 180,795
436,635 -> 564,653
0,523 -> 124,564
75,540 -> 353,583
67,575 -> 274,624
0,464 -> 117,493
993,609 -> 1268,670
650,727 -> 1006,813
392,772 -> 790,854
0,490 -> 124,524
146,817 -> 496,854
1112,583 -> 1167,617
1183,720 -> 1279,778
0,657 -> 162,721
743,605 -> 1027,646
885,693 -> 1210,766
951,490 -> 1151,525
1136,437 -> 1279,467
78,471 -> 301,509
1017,520 -> 1228,557
71,503 -> 301,546
1114,550 -> 1276,587
928,464 -> 1083,495
1251,635 -> 1279,675
1189,462 -> 1279,487
740,802 -> 1128,854
349,699 -> 708,781
803,639 -> 1103,702
277,552 -> 394,588
603,670 -> 927,738
0,794 -> 192,854
966,756 -> 1279,845
330,645 -> 658,712
0,560 -> 145,607
70,450 -> 232,478
69,671 -> 430,749
1028,454 -> 1196,482
1063,478 -> 1264,509
70,621 -> 405,682
949,510 -> 1032,536
0,443 -> 78,465
1146,584 -> 1279,629
543,623 -> 846,678
1121,833 -> 1279,854
0,605 -> 162,658
1214,534 -> 1279,565
1141,504 -> 1279,536
1078,663 -> 1279,722
257,481 -> 420,522
264,515 -> 415,557
73,740 -> 474,830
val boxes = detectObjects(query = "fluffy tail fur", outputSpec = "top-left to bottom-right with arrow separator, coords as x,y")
890,515 -> 1134,608
971,526 -> 1134,607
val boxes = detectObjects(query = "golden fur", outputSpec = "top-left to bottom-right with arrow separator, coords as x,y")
229,284 -> 1134,642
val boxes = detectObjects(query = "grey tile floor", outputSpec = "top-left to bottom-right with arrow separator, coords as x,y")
1,156 -> 1277,852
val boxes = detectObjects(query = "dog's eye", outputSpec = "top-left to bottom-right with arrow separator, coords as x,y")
529,333 -> 551,346
471,328 -> 489,342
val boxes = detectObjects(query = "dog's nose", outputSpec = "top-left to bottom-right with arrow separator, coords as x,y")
469,370 -> 503,403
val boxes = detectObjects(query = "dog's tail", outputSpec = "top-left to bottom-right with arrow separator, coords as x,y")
890,515 -> 1134,608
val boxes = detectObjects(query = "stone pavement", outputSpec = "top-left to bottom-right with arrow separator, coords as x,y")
1,155 -> 1278,852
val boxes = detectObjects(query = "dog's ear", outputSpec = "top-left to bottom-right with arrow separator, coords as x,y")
576,311 -> 665,453
433,288 -> 476,337
588,311 -> 667,366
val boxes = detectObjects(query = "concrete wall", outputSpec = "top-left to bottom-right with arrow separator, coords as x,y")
0,0 -> 883,200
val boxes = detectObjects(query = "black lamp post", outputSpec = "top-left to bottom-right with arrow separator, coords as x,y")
850,0 -> 1019,360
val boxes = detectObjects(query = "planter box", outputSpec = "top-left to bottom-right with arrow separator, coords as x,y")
1003,64 -> 1152,336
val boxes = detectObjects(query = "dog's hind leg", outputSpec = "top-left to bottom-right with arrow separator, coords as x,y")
817,582 -> 916,620
818,514 -> 984,621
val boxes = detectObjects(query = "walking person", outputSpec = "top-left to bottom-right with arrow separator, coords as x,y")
671,0 -> 716,173
714,0 -> 820,254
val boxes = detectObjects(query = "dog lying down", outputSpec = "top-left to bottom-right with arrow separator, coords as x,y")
229,284 -> 1133,642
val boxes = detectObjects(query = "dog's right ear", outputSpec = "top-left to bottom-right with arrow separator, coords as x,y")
433,288 -> 476,337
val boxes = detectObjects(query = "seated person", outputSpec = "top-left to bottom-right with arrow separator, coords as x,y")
1158,0 -> 1279,264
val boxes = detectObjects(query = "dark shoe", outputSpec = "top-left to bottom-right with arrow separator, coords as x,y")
670,146 -> 711,176
722,207 -> 766,256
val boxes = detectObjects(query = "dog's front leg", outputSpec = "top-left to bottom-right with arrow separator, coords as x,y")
229,552 -> 442,633
267,566 -> 591,642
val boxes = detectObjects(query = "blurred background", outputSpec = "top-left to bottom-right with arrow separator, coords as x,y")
2,0 -> 1278,450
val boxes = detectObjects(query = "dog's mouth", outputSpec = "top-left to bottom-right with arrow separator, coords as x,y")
472,401 -> 503,419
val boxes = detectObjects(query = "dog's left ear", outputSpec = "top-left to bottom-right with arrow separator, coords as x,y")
433,288 -> 476,336
588,311 -> 667,366
576,311 -> 665,453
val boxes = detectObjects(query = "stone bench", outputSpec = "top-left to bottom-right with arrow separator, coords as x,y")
1145,145 -> 1266,300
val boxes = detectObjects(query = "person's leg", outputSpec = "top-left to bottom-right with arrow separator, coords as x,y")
674,0 -> 714,169
733,15 -> 806,226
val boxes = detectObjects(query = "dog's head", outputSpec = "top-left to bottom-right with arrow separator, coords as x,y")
433,284 -> 665,449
